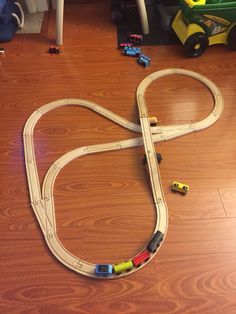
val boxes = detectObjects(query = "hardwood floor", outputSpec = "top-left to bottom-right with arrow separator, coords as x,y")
1,2 -> 236,313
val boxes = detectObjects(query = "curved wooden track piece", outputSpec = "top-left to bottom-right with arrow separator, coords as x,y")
23,68 -> 224,279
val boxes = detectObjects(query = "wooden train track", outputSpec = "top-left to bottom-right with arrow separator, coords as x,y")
23,68 -> 224,278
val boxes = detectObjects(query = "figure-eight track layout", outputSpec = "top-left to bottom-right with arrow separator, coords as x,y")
23,68 -> 224,279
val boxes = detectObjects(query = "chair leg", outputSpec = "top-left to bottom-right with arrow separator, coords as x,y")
136,0 -> 149,34
56,0 -> 64,45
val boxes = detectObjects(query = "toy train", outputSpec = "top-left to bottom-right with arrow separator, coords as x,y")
95,230 -> 164,277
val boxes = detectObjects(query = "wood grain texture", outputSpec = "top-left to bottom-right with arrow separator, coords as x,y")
1,2 -> 236,313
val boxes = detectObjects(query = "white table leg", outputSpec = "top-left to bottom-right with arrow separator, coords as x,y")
136,0 -> 149,35
56,0 -> 64,45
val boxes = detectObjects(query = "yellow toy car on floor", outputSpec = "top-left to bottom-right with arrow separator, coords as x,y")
171,181 -> 190,194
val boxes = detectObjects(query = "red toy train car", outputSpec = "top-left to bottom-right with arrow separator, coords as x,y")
132,249 -> 150,267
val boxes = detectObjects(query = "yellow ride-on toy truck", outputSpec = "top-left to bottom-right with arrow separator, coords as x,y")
172,0 -> 236,57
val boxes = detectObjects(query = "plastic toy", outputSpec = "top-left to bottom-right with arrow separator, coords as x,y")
172,0 -> 236,57
147,231 -> 164,253
122,46 -> 141,56
119,42 -> 133,49
114,260 -> 133,274
156,153 -> 162,164
137,54 -> 150,67
132,250 -> 150,267
95,264 -> 113,277
143,153 -> 162,165
129,33 -> 143,44
23,68 -> 223,279
171,181 -> 190,194
149,116 -> 158,126
48,45 -> 61,54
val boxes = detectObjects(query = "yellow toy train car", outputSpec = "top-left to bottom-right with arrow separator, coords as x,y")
113,260 -> 133,275
171,181 -> 190,194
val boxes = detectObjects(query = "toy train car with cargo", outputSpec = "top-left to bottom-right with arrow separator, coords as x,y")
95,230 -> 164,277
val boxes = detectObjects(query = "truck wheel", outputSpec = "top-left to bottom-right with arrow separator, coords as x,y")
227,25 -> 236,50
184,33 -> 208,57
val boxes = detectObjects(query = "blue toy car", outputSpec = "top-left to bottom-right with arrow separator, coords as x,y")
137,54 -> 150,67
122,46 -> 141,56
95,264 -> 113,277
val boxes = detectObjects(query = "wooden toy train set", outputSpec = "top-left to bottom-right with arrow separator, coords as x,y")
23,68 -> 224,278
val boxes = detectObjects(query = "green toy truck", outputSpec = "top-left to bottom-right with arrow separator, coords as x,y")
172,0 -> 236,57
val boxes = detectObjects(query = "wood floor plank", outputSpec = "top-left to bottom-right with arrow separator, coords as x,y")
1,243 -> 236,313
162,218 -> 236,256
218,187 -> 236,217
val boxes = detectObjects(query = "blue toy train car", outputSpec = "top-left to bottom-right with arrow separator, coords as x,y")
123,46 -> 141,56
137,54 -> 150,67
95,264 -> 113,277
